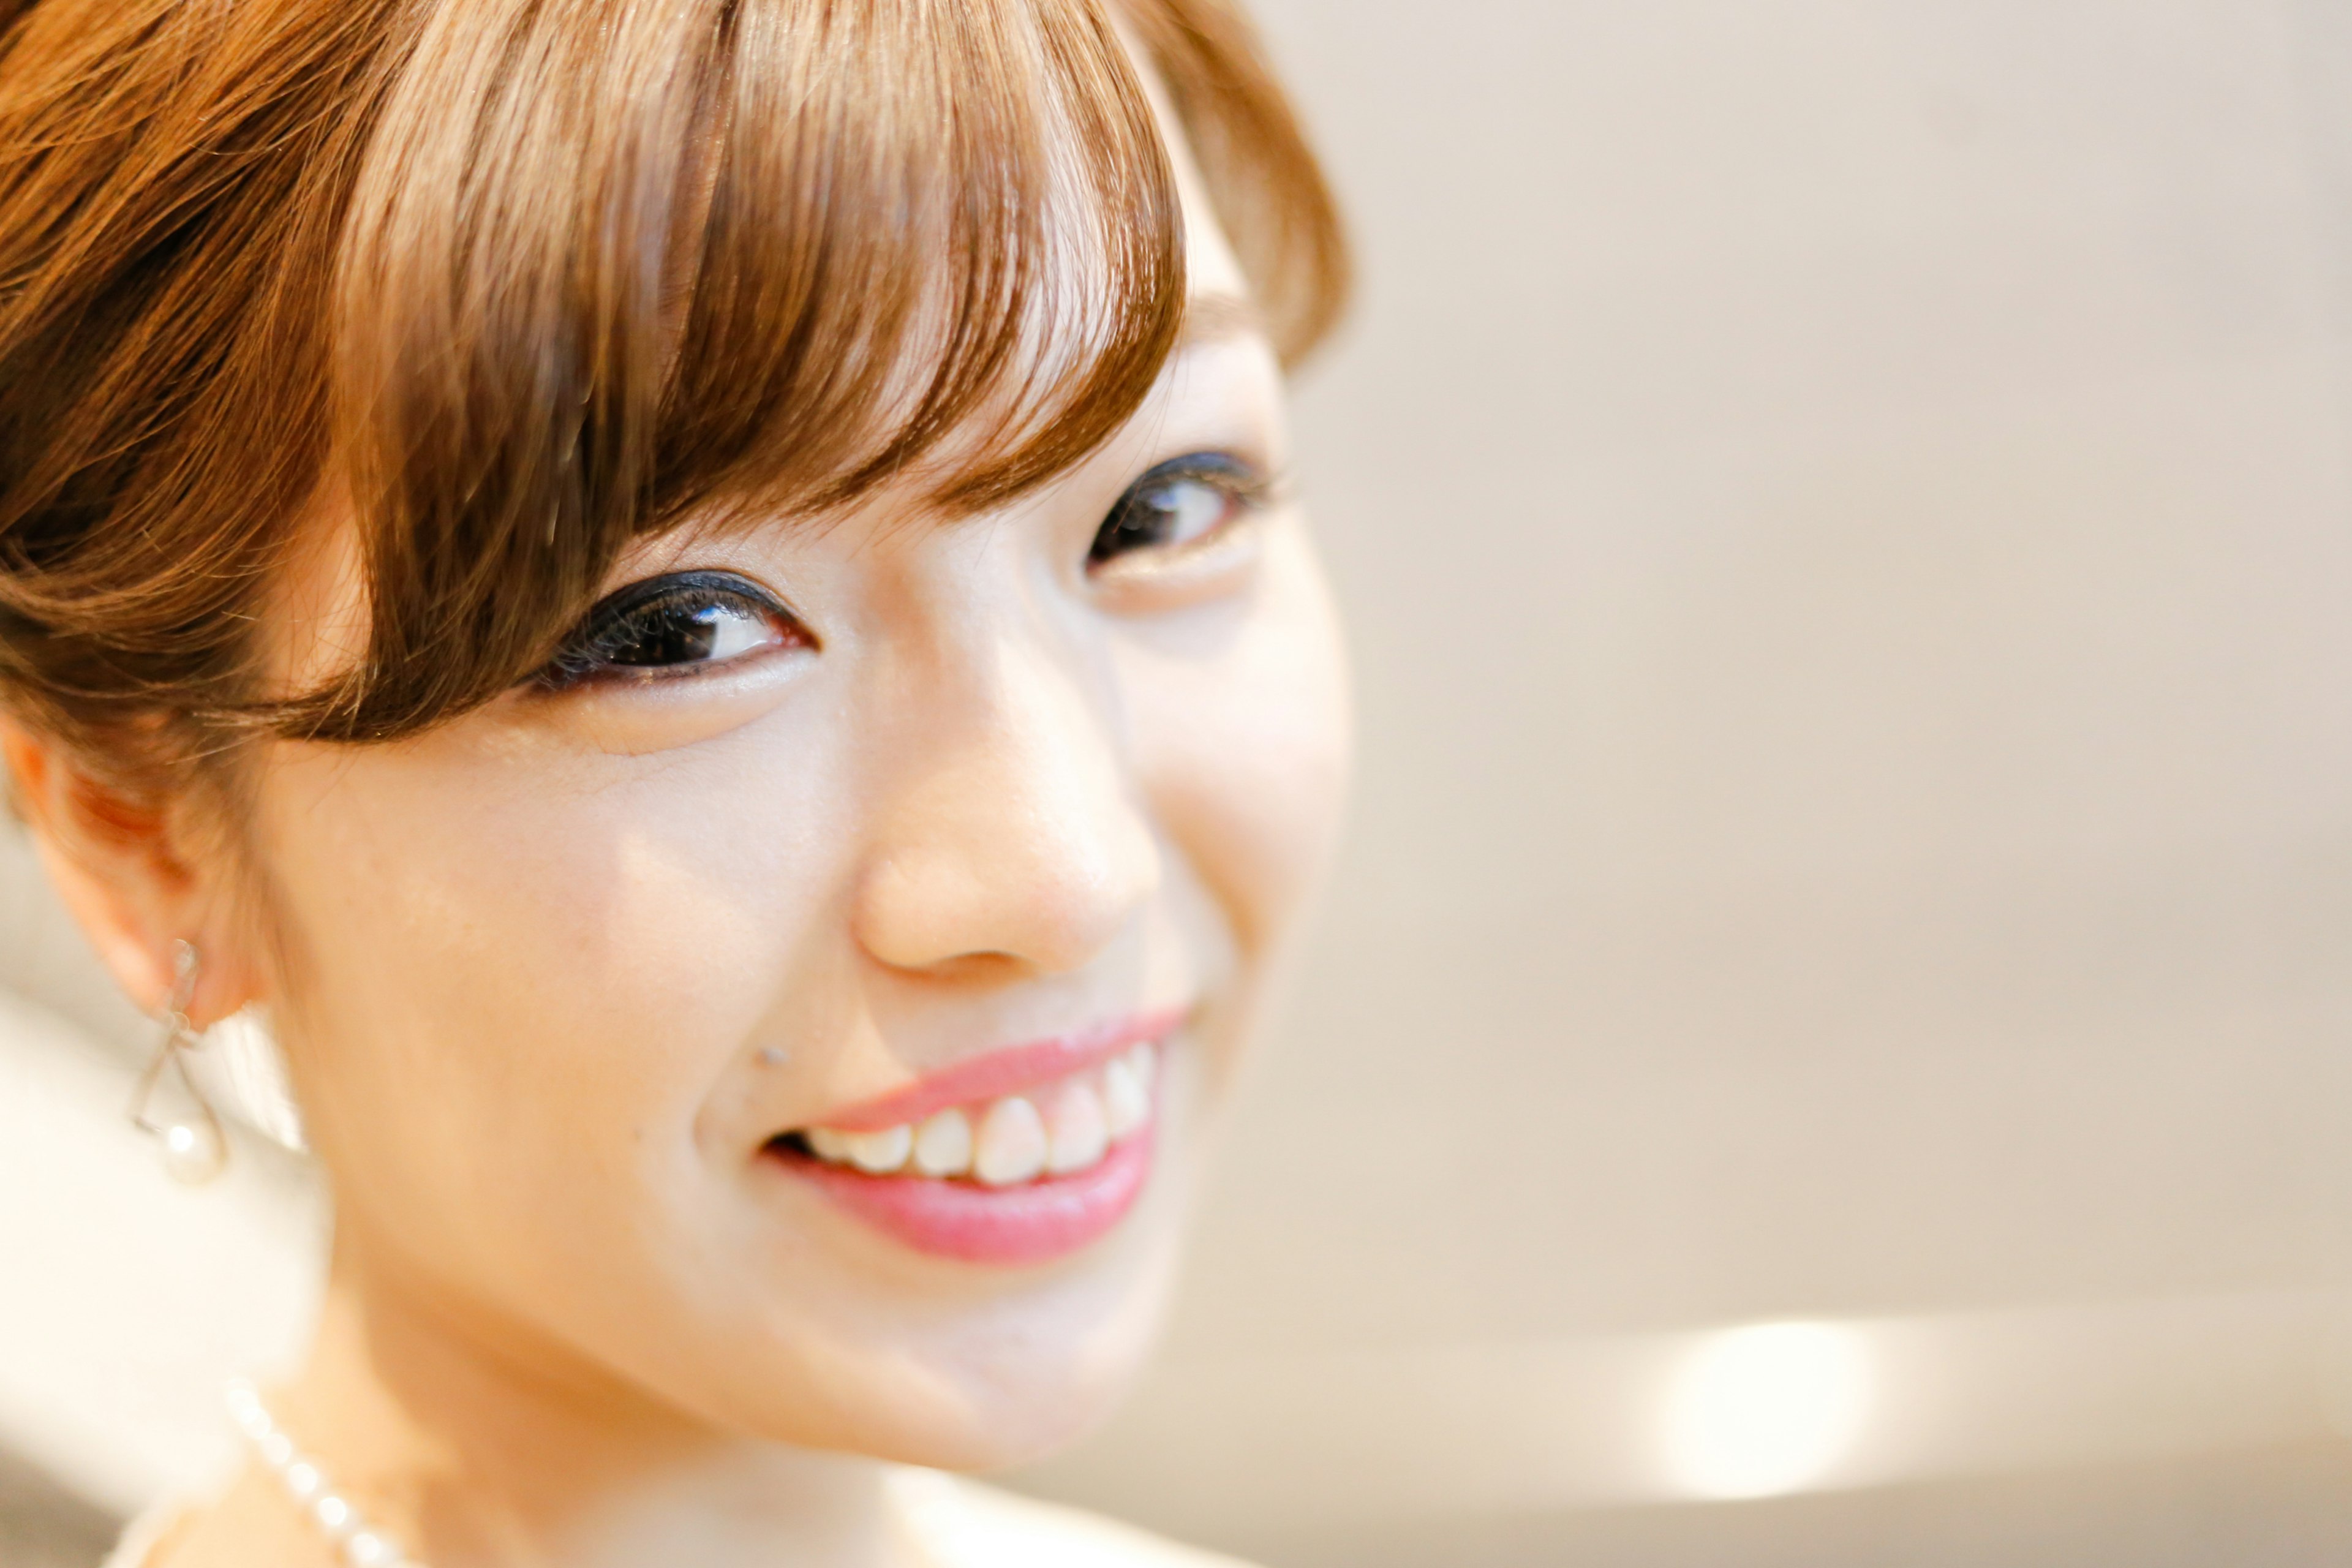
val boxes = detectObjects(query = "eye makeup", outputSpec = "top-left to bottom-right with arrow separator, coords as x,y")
536,570 -> 811,692
1087,451 -> 1278,569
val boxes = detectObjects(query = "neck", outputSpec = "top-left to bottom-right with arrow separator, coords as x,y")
267,1235 -> 915,1568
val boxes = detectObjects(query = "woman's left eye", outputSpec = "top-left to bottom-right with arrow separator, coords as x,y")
537,571 -> 809,690
1088,453 -> 1270,567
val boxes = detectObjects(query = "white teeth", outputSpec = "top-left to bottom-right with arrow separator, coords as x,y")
1126,1040 -> 1156,1096
799,1041 -> 1162,1184
911,1108 -> 974,1178
842,1124 -> 911,1175
1101,1054 -> 1149,1139
973,1096 -> 1049,1187
1044,1081 -> 1109,1175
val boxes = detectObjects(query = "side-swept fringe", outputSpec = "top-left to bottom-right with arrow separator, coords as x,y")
0,0 -> 1348,775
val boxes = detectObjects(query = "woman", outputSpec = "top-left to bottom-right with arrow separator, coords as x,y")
0,0 -> 1351,1562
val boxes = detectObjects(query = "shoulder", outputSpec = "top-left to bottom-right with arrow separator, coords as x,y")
894,1469 -> 1261,1568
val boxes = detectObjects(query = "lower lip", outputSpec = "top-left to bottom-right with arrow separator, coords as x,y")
769,1124 -> 1157,1265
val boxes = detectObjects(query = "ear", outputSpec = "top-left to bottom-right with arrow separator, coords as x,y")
2,718 -> 268,1027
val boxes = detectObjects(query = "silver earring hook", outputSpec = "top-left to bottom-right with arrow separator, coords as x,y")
129,938 -> 229,1185
163,937 -> 198,1031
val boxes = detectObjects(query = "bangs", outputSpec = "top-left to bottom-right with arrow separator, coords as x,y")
302,0 -> 1185,741
0,0 -> 1344,769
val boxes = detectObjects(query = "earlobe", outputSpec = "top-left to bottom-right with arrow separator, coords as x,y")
31,826 -> 181,1011
0,718 -> 259,1025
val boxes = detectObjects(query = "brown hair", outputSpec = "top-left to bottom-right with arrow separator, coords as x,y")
0,0 -> 1346,789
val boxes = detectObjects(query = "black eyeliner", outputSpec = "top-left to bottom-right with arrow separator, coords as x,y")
533,570 -> 794,691
1089,450 -> 1278,567
1144,450 -> 1276,499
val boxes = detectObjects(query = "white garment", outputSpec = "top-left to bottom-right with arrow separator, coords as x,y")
104,1469 -> 1254,1568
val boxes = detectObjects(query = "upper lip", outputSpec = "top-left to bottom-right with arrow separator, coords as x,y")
799,1008 -> 1185,1134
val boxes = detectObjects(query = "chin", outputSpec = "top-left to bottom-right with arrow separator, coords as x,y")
702,1311 -> 1163,1474
654,1196 -> 1189,1474
859,1366 -> 1142,1474
884,1252 -> 1181,1469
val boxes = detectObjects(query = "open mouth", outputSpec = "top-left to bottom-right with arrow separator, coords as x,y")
763,1023 -> 1168,1265
780,1039 -> 1154,1184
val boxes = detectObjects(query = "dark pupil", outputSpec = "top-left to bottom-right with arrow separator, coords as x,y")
608,601 -> 726,666
1093,484 -> 1183,561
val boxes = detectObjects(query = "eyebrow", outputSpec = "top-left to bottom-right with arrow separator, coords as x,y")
1182,290 -> 1269,347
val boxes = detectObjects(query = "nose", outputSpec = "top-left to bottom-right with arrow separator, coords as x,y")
851,631 -> 1161,979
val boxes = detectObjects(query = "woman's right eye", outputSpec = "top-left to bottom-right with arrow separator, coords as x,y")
537,571 -> 810,690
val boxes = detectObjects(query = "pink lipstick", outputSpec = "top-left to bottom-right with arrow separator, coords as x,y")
765,1011 -> 1175,1264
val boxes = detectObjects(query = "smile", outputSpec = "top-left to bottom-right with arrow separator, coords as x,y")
764,1012 -> 1174,1265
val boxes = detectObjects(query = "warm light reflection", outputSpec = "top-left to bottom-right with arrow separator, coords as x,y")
1659,1320 -> 1874,1499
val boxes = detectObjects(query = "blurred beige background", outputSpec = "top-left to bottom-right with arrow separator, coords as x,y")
1187,0 -> 2352,1364
7,0 -> 2352,1564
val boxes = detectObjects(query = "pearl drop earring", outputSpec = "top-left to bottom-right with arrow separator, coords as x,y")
127,938 -> 229,1185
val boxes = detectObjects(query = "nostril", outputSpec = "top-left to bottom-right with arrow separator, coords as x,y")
851,848 -> 1155,978
847,688 -> 1163,976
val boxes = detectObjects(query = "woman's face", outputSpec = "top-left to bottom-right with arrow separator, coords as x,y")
240,168 -> 1350,1466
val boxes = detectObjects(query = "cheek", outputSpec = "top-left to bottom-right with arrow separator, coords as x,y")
247,722 -> 843,1270
1129,521 -> 1353,962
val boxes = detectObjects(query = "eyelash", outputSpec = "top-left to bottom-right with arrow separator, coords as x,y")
1087,451 -> 1276,568
535,571 -> 805,691
532,453 -> 1273,688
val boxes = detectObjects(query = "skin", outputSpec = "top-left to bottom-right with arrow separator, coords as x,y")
2,86 -> 1350,1568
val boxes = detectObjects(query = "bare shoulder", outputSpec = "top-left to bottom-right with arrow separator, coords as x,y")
897,1471 -> 1262,1568
127,1468 -> 335,1568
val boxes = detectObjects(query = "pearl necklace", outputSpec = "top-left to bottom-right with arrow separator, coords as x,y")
224,1381 -> 424,1567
